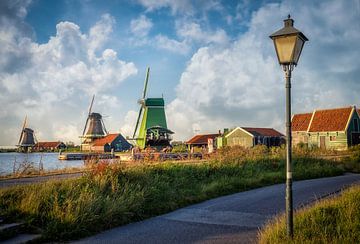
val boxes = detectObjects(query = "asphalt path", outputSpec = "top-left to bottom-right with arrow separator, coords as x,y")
75,173 -> 360,244
0,172 -> 83,188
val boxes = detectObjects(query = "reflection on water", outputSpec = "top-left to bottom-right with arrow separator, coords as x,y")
0,153 -> 85,175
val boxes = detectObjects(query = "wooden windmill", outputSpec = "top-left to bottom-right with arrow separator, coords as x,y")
132,67 -> 174,149
80,95 -> 108,151
17,116 -> 36,152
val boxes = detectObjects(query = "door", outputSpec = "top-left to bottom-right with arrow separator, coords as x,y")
320,136 -> 326,149
351,133 -> 360,146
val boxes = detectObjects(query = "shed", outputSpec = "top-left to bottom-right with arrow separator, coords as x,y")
91,133 -> 132,152
225,127 -> 284,148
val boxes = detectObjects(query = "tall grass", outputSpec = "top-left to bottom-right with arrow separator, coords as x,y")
259,185 -> 360,243
0,147 -> 345,242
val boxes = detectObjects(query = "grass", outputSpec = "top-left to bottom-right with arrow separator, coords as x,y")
0,146 -> 345,242
258,185 -> 360,244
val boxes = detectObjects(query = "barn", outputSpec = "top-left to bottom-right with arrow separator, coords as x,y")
34,141 -> 66,152
223,127 -> 284,148
186,134 -> 219,151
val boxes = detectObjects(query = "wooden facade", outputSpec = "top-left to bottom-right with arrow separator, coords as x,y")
87,134 -> 132,152
292,106 -> 360,150
221,127 -> 284,148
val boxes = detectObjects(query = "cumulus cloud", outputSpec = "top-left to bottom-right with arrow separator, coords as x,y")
0,2 -> 137,145
154,34 -> 190,54
136,0 -> 193,14
130,14 -> 153,37
167,0 -> 360,141
176,21 -> 229,45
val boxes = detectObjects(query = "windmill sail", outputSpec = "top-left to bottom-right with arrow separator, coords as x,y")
133,67 -> 150,138
82,95 -> 95,136
18,115 -> 27,145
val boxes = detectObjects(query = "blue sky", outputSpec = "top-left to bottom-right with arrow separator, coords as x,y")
0,0 -> 359,145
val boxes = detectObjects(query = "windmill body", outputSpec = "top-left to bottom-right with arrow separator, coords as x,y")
80,96 -> 108,151
133,68 -> 174,149
17,116 -> 36,152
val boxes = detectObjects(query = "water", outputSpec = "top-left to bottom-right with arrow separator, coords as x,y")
0,153 -> 85,176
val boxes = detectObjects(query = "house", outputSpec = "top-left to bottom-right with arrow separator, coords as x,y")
222,127 -> 284,148
186,134 -> 219,151
292,113 -> 312,146
90,133 -> 132,152
34,141 -> 66,151
292,106 -> 360,150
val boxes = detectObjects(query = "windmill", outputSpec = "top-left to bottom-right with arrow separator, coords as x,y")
132,67 -> 174,150
17,116 -> 36,152
80,95 -> 108,151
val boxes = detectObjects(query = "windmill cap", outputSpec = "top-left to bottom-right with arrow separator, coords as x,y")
89,112 -> 102,118
145,98 -> 164,106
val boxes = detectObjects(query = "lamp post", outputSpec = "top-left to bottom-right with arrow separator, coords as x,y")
269,15 -> 308,238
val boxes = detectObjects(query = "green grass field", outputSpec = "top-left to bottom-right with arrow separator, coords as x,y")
0,147 -> 345,242
259,185 -> 360,243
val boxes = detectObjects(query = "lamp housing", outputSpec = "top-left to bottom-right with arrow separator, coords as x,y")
269,16 -> 308,66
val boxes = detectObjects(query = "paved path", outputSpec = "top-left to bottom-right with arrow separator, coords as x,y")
0,172 -> 83,188
75,173 -> 360,244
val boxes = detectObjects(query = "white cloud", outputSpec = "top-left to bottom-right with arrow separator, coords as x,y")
167,0 -> 360,141
0,4 -> 137,145
154,34 -> 190,54
136,0 -> 192,14
176,22 -> 229,44
130,15 -> 153,37
120,110 -> 138,138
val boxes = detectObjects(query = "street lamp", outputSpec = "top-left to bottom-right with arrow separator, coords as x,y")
269,15 -> 308,238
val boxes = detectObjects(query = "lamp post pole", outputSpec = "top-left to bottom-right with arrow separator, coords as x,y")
269,15 -> 308,238
284,64 -> 293,237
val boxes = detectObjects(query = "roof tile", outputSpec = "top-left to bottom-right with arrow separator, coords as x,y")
292,113 -> 312,131
241,127 -> 284,137
92,134 -> 119,146
308,107 -> 353,132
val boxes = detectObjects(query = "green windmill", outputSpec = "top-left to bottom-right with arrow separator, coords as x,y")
133,67 -> 174,149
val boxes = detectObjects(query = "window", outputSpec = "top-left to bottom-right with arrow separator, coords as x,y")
354,119 -> 359,132
330,136 -> 336,141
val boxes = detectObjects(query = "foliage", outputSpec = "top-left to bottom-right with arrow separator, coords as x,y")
258,185 -> 360,244
0,152 -> 344,242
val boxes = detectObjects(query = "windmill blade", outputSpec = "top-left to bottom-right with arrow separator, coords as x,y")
133,106 -> 143,138
88,94 -> 95,115
101,118 -> 108,135
142,67 -> 150,99
82,117 -> 89,136
18,115 -> 27,145
82,95 -> 95,136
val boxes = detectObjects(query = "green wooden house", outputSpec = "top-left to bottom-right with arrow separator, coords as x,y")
292,106 -> 360,150
218,127 -> 284,148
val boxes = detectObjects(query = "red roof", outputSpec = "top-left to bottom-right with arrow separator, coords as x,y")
292,113 -> 312,132
308,107 -> 353,132
92,134 -> 119,146
35,141 -> 63,148
241,127 -> 284,137
186,134 -> 219,145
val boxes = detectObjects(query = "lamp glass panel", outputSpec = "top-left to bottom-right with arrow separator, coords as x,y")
274,35 -> 297,64
293,36 -> 305,64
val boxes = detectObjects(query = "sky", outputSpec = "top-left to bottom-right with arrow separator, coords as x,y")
0,0 -> 359,146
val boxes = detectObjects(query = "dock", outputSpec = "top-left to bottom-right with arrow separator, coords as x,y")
58,153 -> 116,160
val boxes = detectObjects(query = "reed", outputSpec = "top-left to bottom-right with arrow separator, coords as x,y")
0,147 -> 345,242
